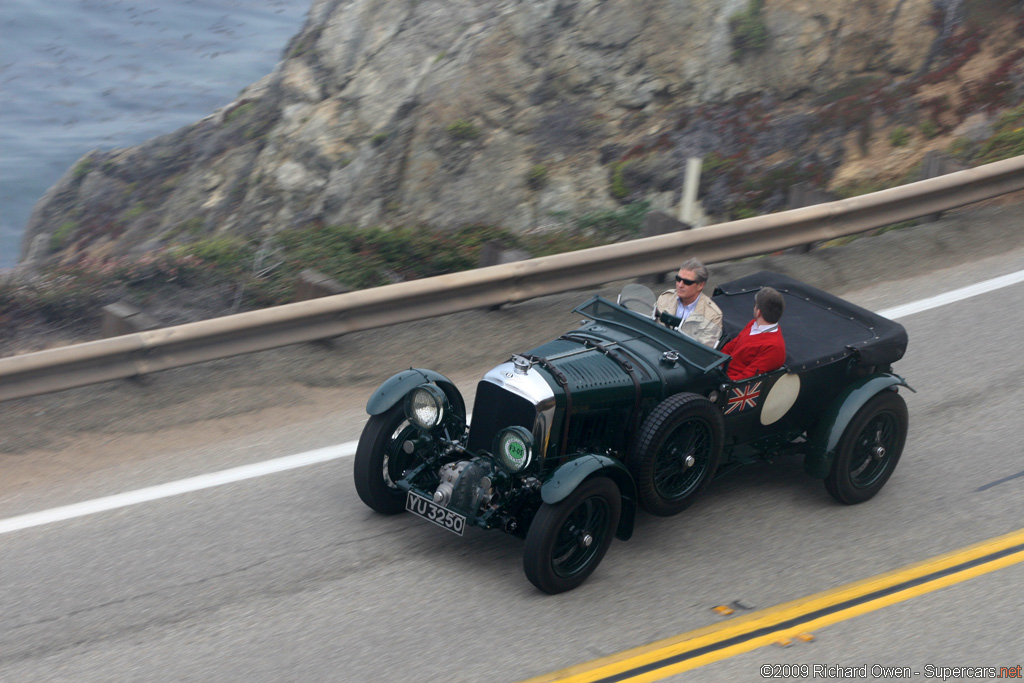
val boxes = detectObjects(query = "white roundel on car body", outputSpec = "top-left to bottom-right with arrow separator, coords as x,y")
760,373 -> 801,425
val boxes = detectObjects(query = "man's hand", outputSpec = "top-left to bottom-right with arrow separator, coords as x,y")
658,311 -> 682,329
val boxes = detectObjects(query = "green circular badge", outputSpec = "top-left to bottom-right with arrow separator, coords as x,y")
496,427 -> 532,472
508,440 -> 525,461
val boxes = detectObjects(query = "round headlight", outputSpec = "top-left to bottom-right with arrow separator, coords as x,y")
494,426 -> 533,473
404,384 -> 448,429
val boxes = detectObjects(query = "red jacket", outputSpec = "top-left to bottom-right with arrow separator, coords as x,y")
721,321 -> 786,380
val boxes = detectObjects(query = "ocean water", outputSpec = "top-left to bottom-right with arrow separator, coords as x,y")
0,0 -> 309,268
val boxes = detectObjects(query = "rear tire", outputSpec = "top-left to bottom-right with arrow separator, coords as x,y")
825,391 -> 908,505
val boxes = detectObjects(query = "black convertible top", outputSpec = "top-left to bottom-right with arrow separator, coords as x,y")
712,272 -> 908,372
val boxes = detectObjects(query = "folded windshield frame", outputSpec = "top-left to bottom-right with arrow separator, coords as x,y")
574,296 -> 729,373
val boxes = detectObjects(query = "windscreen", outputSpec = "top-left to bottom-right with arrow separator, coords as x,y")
574,296 -> 728,373
616,284 -> 657,317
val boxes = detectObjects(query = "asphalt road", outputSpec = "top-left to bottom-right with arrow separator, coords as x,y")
2,202 -> 1023,681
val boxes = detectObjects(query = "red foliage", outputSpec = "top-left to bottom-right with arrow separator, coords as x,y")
957,47 -> 1024,116
620,143 -> 648,162
920,26 -> 983,85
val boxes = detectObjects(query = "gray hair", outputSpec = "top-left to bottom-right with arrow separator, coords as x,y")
678,258 -> 709,283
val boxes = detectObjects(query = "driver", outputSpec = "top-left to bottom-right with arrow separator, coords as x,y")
655,258 -> 723,347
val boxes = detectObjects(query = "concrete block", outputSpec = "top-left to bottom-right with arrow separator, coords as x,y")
642,211 -> 692,238
786,183 -> 836,252
478,241 -> 531,310
295,269 -> 351,301
101,302 -> 161,338
294,269 -> 351,347
479,241 -> 531,268
918,152 -> 965,222
786,182 -> 835,210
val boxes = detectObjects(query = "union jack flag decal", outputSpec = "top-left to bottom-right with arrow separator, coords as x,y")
725,381 -> 762,415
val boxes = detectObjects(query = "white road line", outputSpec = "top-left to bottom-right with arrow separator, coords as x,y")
2,268 -> 1023,535
0,443 -> 356,535
876,269 -> 1024,320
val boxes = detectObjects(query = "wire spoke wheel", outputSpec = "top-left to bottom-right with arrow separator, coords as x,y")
825,390 -> 908,505
630,393 -> 723,516
550,495 -> 612,578
652,417 -> 714,501
848,412 -> 900,488
523,477 -> 621,594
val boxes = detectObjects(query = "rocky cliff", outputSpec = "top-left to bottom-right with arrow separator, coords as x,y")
21,0 -> 1019,266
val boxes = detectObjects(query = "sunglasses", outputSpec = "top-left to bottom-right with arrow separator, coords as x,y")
675,276 -> 699,286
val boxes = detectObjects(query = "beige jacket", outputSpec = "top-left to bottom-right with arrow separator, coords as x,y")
655,290 -> 724,347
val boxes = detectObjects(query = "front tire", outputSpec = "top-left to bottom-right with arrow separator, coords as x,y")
629,393 -> 723,516
523,477 -> 621,594
825,391 -> 908,505
353,404 -> 420,514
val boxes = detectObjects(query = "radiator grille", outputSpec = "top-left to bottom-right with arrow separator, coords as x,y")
466,381 -> 538,454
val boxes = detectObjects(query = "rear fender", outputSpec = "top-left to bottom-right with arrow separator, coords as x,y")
365,368 -> 466,421
541,455 -> 637,541
804,373 -> 911,478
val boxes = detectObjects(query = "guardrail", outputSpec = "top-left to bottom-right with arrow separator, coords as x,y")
3,155 -> 1024,402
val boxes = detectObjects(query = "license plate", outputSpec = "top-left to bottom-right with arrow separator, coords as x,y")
406,492 -> 466,536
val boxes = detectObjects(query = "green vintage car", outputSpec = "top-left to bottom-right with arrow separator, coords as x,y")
353,271 -> 911,593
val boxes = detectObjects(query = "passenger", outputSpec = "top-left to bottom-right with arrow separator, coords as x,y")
655,258 -> 723,347
721,287 -> 786,380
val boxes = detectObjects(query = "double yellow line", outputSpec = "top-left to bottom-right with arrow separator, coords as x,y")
520,528 -> 1024,683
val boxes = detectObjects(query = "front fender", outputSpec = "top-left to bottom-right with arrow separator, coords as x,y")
541,455 -> 637,541
365,368 -> 466,421
804,373 -> 911,478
